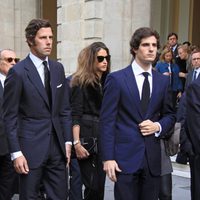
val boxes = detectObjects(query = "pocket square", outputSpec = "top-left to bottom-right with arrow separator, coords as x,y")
57,84 -> 62,88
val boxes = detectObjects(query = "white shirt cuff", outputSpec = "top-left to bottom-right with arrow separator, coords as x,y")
154,122 -> 162,137
65,141 -> 72,145
11,151 -> 23,161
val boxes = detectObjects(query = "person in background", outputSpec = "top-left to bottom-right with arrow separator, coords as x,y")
100,27 -> 176,200
186,71 -> 200,200
177,44 -> 191,89
177,49 -> 200,200
167,32 -> 179,62
70,42 -> 110,200
155,48 -> 182,109
155,48 -> 181,200
3,19 -> 72,200
0,49 -> 19,200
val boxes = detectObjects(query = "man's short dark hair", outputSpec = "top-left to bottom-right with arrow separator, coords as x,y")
25,18 -> 52,46
167,32 -> 178,40
129,27 -> 160,58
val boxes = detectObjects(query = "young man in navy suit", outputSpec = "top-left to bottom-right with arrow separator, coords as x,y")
100,27 -> 176,200
3,19 -> 72,200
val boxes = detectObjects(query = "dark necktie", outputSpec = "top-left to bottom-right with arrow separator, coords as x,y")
43,61 -> 51,107
192,70 -> 197,81
141,72 -> 150,114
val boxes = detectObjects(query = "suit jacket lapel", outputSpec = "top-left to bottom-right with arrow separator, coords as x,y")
124,66 -> 143,118
0,81 -> 3,98
24,56 -> 50,108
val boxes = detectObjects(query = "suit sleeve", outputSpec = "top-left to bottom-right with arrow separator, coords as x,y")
157,79 -> 176,138
186,82 -> 200,154
59,70 -> 72,142
99,74 -> 120,161
3,67 -> 22,153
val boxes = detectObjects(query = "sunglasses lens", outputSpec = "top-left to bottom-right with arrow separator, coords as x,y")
97,56 -> 104,62
7,58 -> 13,63
106,55 -> 110,62
14,58 -> 20,63
97,55 -> 110,63
5,57 -> 20,63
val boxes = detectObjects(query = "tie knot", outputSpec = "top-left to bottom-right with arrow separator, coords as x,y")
142,72 -> 149,78
43,61 -> 48,68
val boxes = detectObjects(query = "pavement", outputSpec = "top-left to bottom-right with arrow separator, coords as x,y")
12,175 -> 191,200
12,160 -> 191,200
104,174 -> 190,200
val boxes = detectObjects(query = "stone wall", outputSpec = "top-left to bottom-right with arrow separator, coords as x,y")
0,0 -> 41,59
57,0 -> 152,75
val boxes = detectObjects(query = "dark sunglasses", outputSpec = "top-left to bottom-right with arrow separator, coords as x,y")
97,55 -> 111,63
4,57 -> 20,63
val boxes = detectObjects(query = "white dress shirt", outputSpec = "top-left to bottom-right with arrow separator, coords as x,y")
0,72 -> 6,88
131,60 -> 162,135
131,60 -> 153,99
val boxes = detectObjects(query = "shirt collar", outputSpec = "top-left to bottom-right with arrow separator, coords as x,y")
195,67 -> 200,73
0,72 -> 6,85
172,44 -> 177,52
131,60 -> 152,77
29,52 -> 48,70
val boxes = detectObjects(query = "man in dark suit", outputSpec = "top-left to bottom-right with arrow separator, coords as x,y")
176,49 -> 200,165
185,49 -> 200,200
0,49 -> 19,200
100,27 -> 176,200
185,48 -> 200,89
3,19 -> 72,200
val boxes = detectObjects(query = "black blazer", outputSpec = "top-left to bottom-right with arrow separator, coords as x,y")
187,76 -> 200,154
71,82 -> 103,138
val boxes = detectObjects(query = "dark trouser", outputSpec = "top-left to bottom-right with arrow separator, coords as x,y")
19,134 -> 68,200
0,154 -> 17,200
114,157 -> 160,200
69,158 -> 83,200
189,154 -> 200,200
158,173 -> 172,200
171,91 -> 179,110
78,155 -> 106,200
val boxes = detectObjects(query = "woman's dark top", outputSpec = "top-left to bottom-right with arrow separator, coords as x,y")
71,81 -> 103,136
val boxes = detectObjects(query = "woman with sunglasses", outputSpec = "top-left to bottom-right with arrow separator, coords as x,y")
70,42 -> 111,200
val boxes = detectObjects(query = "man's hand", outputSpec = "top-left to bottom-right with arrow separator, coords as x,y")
65,143 -> 71,167
139,119 -> 160,136
13,155 -> 29,174
103,160 -> 122,182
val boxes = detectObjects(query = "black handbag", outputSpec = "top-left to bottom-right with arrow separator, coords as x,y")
80,137 -> 98,155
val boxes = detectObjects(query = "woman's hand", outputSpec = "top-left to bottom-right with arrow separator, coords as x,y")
179,72 -> 187,78
74,143 -> 90,159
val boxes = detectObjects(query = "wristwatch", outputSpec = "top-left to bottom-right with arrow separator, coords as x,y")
73,140 -> 80,146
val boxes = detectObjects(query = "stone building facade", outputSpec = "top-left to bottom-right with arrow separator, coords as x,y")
0,0 -> 199,74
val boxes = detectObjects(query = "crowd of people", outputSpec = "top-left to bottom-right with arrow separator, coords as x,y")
0,18 -> 200,200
